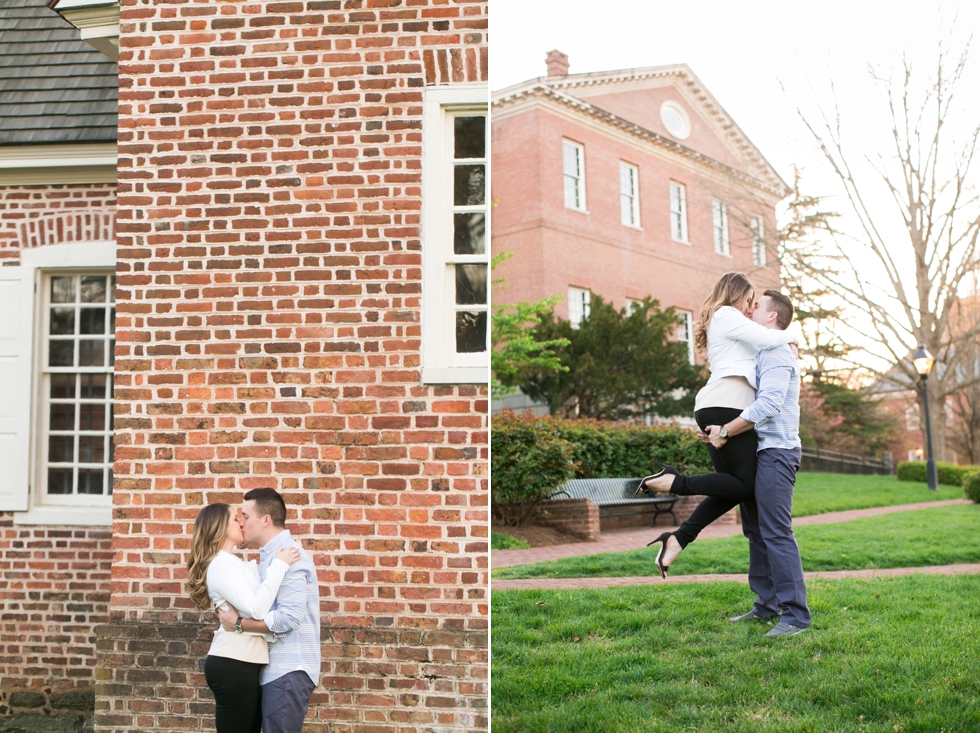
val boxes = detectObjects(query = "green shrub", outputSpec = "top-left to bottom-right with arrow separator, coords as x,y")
491,532 -> 531,550
896,460 -> 979,486
543,417 -> 712,478
964,471 -> 980,503
491,411 -> 575,526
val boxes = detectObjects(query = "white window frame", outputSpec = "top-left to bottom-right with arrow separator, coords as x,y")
677,310 -> 695,365
626,298 -> 643,315
619,161 -> 640,228
713,199 -> 730,256
14,240 -> 115,526
568,287 -> 591,329
420,84 -> 489,385
669,181 -> 688,243
562,139 -> 587,212
751,215 -> 766,266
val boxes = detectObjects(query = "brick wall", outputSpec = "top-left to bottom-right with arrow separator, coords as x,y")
0,518 -> 112,731
0,184 -> 117,262
535,498 -> 600,541
101,1 -> 489,732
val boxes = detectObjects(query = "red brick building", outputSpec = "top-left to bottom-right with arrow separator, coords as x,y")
491,51 -> 790,363
1,1 -> 489,732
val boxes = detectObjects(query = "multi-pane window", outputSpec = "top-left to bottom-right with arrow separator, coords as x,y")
568,287 -> 591,329
450,115 -> 488,356
42,273 -> 114,500
713,199 -> 729,256
620,162 -> 640,227
669,181 -> 688,242
677,310 -> 695,365
751,216 -> 766,266
562,139 -> 586,211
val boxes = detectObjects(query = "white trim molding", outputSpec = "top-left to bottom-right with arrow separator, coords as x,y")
0,144 -> 118,186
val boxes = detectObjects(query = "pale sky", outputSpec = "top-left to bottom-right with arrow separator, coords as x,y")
491,0 -> 980,373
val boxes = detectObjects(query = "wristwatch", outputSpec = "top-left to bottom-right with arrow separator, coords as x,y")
719,425 -> 729,439
234,616 -> 243,634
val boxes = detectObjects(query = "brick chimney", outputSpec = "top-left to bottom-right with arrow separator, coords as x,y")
545,49 -> 569,77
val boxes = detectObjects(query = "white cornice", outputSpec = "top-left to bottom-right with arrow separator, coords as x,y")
493,85 -> 788,201
493,64 -> 791,198
49,0 -> 120,61
0,143 -> 117,185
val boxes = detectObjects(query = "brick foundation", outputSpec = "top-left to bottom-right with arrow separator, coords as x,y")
534,498 -> 600,541
0,517 -> 112,731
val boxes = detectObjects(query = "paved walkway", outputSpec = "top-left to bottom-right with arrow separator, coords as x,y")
493,499 -> 968,569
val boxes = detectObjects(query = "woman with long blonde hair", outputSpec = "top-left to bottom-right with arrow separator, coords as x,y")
639,272 -> 798,578
186,502 -> 300,733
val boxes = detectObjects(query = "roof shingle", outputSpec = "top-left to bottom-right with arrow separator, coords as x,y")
0,0 -> 118,146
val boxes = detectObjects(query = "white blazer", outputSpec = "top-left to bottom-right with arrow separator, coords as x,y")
205,550 -> 289,664
705,306 -> 799,388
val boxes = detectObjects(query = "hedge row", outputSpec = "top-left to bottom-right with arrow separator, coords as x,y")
895,460 -> 978,487
491,411 -> 712,524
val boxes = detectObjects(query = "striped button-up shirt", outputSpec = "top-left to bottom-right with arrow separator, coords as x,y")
741,343 -> 801,452
258,529 -> 321,686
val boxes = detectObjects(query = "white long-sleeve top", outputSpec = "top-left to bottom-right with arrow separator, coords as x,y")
704,306 -> 799,388
205,550 -> 289,664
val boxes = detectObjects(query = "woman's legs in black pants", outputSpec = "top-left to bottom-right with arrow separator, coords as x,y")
672,407 -> 757,548
204,655 -> 263,733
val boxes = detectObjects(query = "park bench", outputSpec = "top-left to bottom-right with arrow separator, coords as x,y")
549,477 -> 679,526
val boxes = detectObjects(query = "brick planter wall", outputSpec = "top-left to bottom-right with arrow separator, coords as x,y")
99,1 -> 489,731
535,498 -> 600,541
599,495 -> 739,531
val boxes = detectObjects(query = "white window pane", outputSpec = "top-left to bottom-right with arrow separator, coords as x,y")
564,175 -> 579,209
670,182 -> 687,241
563,140 -> 579,177
563,140 -> 585,211
569,287 -> 591,328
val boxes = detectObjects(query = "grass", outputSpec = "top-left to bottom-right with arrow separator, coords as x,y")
491,575 -> 980,732
493,532 -> 531,550
791,473 -> 962,517
493,503 -> 980,580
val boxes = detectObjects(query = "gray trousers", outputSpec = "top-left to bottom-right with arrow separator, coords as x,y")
739,447 -> 811,628
261,670 -> 316,733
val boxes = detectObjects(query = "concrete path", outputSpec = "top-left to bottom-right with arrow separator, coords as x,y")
493,562 -> 980,591
492,498 -> 970,570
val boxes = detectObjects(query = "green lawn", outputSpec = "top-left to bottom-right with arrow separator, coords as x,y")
492,575 -> 980,732
494,503 -> 980,580
791,472 -> 961,517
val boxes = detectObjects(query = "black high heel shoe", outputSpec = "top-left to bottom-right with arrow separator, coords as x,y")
647,531 -> 675,579
635,460 -> 679,495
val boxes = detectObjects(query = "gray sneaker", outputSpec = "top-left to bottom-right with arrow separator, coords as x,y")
765,621 -> 807,637
728,608 -> 776,623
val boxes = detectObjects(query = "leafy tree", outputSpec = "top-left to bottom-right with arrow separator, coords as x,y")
510,295 -> 706,420
800,378 -> 901,456
491,252 -> 569,400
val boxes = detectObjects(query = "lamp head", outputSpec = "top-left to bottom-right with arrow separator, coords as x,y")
912,344 -> 934,377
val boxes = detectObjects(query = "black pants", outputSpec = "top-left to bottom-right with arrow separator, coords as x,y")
204,655 -> 263,733
672,407 -> 757,548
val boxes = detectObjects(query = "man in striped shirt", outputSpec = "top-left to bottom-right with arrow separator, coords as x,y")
218,488 -> 321,732
706,290 -> 811,637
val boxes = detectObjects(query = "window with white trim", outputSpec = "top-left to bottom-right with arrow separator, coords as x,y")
420,85 -> 489,385
713,199 -> 729,256
626,298 -> 643,315
0,239 -> 116,525
41,273 -> 115,501
751,216 -> 766,266
677,310 -> 695,365
568,287 -> 591,329
562,139 -> 586,211
620,162 -> 640,227
669,181 -> 687,242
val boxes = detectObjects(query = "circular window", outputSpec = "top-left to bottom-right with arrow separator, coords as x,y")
660,100 -> 691,140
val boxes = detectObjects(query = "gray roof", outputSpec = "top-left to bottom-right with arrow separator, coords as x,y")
0,0 -> 117,146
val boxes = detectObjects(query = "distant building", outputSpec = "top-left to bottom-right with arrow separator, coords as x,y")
491,51 -> 791,370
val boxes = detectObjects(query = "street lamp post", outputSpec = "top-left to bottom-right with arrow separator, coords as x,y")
912,344 -> 939,491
